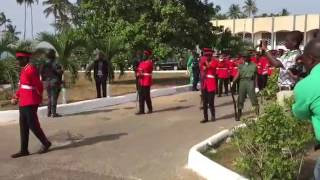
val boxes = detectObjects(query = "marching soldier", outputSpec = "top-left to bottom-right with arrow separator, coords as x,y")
217,54 -> 229,97
136,50 -> 153,115
40,49 -> 63,117
200,48 -> 218,123
232,52 -> 260,121
11,50 -> 52,158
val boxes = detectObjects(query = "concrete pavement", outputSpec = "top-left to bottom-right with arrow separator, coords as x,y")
0,91 -> 245,180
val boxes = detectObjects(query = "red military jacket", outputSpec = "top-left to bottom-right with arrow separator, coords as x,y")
199,55 -> 207,77
137,59 -> 153,87
217,59 -> 229,79
257,56 -> 270,75
251,56 -> 258,64
202,59 -> 218,92
15,64 -> 43,107
228,59 -> 238,77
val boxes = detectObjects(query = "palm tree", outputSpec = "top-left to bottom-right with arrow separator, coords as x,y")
6,24 -> 21,41
26,0 -> 39,39
16,0 -> 27,39
243,0 -> 258,17
43,0 -> 72,32
37,30 -> 87,81
228,4 -> 242,19
280,9 -> 290,16
0,12 -> 12,32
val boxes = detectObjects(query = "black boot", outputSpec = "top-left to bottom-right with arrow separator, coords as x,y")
38,141 -> 52,154
236,109 -> 242,121
211,109 -> 216,122
11,151 -> 30,158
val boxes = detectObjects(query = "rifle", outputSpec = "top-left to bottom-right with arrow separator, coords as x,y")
230,81 -> 238,121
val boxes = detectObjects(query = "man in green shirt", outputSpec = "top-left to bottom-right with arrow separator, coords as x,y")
292,38 -> 320,179
187,51 -> 195,86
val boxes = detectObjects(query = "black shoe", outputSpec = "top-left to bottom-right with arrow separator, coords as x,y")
147,110 -> 153,114
51,114 -> 62,118
200,119 -> 209,123
218,95 -> 222,97
47,114 -> 51,117
211,116 -> 216,122
38,142 -> 52,154
11,151 -> 30,158
135,112 -> 145,115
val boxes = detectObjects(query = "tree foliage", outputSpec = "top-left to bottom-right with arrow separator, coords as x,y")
74,0 -> 219,59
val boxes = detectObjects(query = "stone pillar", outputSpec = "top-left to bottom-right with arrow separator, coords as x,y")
304,14 -> 308,46
293,15 -> 296,31
271,17 -> 275,49
252,17 -> 255,45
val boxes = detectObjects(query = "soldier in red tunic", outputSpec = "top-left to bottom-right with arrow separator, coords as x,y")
217,54 -> 229,97
256,52 -> 270,90
200,49 -> 218,123
136,50 -> 154,115
11,51 -> 52,158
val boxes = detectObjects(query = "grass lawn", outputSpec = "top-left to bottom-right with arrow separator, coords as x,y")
0,71 -> 189,111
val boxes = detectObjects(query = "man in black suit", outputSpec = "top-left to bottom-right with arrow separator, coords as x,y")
86,52 -> 110,98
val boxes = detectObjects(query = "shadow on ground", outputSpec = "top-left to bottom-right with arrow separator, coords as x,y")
62,108 -> 119,117
215,101 -> 234,108
50,133 -> 128,152
152,105 -> 194,114
216,111 -> 253,121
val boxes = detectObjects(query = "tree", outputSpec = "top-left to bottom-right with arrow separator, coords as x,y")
280,8 -> 290,16
243,0 -> 258,17
6,24 -> 21,41
43,0 -> 73,32
16,0 -> 39,39
75,0 -> 219,61
228,4 -> 242,19
0,12 -> 12,32
37,30 -> 87,81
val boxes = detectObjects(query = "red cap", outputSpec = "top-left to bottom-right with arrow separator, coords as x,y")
16,52 -> 32,58
202,48 -> 214,53
144,50 -> 152,56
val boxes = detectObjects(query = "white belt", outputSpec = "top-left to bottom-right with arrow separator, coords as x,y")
143,73 -> 152,76
21,84 -> 35,90
206,75 -> 215,78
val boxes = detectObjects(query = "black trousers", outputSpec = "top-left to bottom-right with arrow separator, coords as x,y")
95,77 -> 107,98
139,86 -> 152,113
19,105 -> 50,152
218,78 -> 229,96
47,87 -> 61,116
202,90 -> 215,120
192,69 -> 200,90
257,74 -> 268,90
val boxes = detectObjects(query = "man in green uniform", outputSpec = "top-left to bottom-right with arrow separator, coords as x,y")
232,52 -> 259,121
40,49 -> 63,118
187,50 -> 195,85
292,38 -> 320,179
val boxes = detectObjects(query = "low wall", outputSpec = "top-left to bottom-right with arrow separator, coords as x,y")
187,125 -> 247,180
0,85 -> 192,125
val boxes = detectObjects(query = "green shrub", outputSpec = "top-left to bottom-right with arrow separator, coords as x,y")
233,103 -> 314,179
261,70 -> 279,101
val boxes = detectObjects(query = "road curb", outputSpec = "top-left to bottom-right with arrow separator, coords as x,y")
187,125 -> 247,180
0,85 -> 192,125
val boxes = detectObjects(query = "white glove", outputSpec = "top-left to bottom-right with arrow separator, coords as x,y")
255,87 -> 260,93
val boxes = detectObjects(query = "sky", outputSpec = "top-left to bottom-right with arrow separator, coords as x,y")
0,0 -> 319,39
